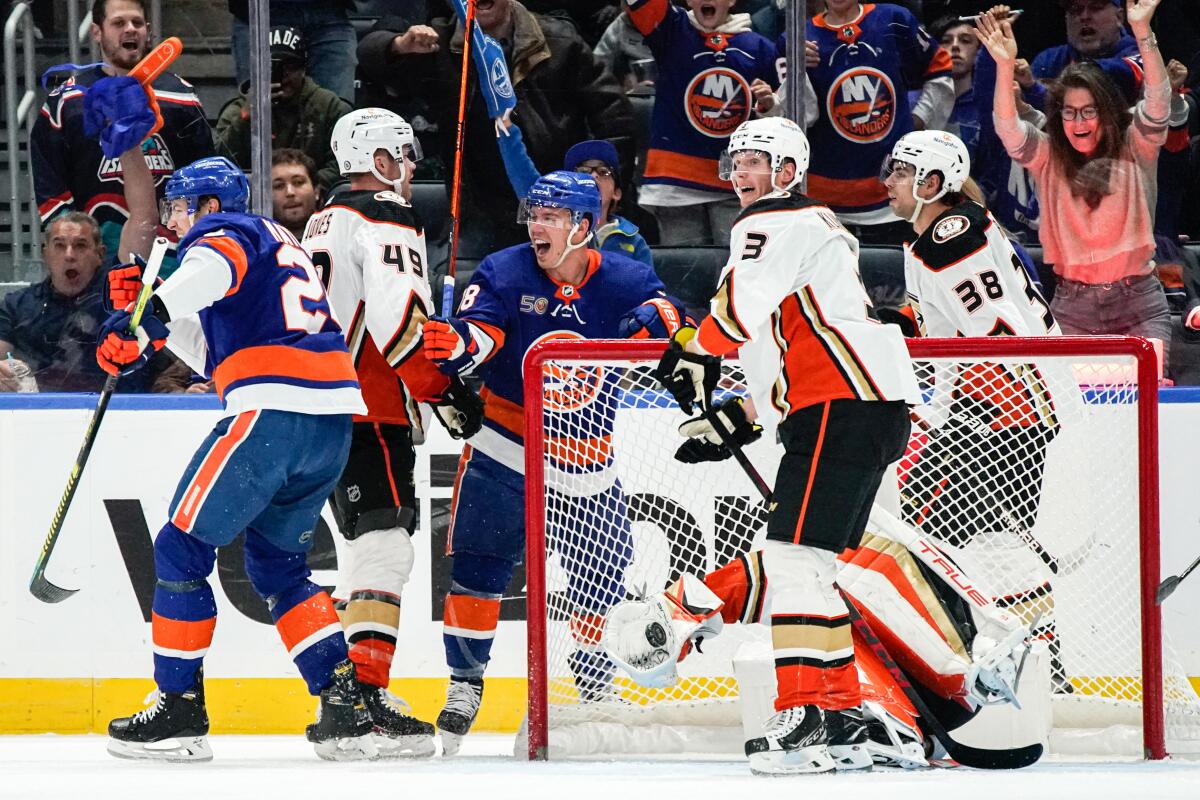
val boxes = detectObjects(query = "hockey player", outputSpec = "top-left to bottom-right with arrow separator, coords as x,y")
300,108 -> 484,757
101,156 -> 376,762
420,171 -> 687,755
646,116 -> 923,775
880,129 -> 1070,691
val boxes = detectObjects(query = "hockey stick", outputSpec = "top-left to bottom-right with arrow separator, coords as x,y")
29,237 -> 169,603
844,596 -> 1043,769
443,0 -> 477,317
701,397 -> 773,504
1156,550 -> 1200,604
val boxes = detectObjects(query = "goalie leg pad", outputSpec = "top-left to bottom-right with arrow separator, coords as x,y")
761,542 -> 859,712
337,528 -> 415,687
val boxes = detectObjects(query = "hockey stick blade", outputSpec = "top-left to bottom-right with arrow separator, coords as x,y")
1157,551 -> 1200,604
846,598 -> 1042,770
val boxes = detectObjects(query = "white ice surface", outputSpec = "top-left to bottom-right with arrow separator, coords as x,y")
2,734 -> 1200,800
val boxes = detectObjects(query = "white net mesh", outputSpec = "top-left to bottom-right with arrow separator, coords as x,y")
525,339 -> 1200,759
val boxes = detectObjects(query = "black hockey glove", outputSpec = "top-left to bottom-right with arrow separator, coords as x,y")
431,375 -> 485,440
674,398 -> 762,464
652,327 -> 720,415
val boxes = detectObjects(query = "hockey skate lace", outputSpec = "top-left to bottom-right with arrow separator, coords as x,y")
131,691 -> 165,724
443,681 -> 481,718
379,688 -> 415,716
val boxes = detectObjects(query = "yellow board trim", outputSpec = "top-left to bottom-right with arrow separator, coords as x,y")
0,678 -> 528,735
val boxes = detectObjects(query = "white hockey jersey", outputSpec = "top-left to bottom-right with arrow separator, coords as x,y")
904,201 -> 1061,431
301,189 -> 448,426
695,191 -> 921,425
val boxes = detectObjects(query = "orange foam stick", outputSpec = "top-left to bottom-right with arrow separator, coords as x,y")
127,36 -> 183,140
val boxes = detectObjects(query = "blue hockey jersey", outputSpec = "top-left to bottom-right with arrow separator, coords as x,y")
803,4 -> 952,221
628,0 -> 778,193
453,244 -> 667,475
164,213 -> 365,417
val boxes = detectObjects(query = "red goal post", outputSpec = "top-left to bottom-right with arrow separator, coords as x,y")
522,336 -> 1168,761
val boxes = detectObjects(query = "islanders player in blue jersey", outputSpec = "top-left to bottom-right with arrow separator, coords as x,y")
99,156 -> 378,762
421,172 -> 686,754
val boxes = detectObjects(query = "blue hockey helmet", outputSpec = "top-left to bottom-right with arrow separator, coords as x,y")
518,170 -> 602,229
163,156 -> 250,219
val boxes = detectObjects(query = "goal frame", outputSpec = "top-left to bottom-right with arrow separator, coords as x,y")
522,336 -> 1163,761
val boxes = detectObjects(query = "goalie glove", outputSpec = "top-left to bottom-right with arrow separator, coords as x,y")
675,397 -> 762,463
430,375 -> 484,440
601,573 -> 725,689
652,327 -> 720,415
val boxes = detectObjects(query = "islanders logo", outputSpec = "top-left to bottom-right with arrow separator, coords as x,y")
684,68 -> 753,138
97,134 -> 176,183
530,331 -> 605,413
826,67 -> 896,143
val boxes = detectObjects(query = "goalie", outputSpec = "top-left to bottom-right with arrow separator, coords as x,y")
603,507 -> 1034,772
879,130 -> 1070,692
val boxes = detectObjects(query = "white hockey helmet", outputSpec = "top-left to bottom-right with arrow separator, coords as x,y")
718,117 -> 810,191
882,130 -> 970,222
330,107 -> 423,189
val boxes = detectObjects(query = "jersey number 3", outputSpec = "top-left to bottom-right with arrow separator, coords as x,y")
277,243 -> 330,333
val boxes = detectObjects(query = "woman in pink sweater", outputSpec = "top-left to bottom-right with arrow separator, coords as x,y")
977,1 -> 1172,366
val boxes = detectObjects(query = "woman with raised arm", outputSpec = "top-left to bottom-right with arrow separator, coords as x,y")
977,0 -> 1173,370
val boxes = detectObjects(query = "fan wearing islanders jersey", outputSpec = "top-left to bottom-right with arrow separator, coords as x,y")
300,108 -> 484,758
98,157 -> 381,763
625,0 -> 779,245
650,118 -> 922,775
420,171 -> 686,755
801,1 -> 953,240
880,130 -> 1072,693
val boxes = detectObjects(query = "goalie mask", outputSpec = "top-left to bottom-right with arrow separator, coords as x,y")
718,117 -> 810,191
331,108 -> 423,193
880,130 -> 970,223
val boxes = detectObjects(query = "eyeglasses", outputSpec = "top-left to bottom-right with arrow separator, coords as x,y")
1060,106 -> 1099,121
575,165 -> 615,180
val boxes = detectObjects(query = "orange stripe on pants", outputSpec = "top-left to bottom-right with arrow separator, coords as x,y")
172,410 -> 260,533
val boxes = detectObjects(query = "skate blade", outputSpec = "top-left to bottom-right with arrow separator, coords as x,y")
107,735 -> 213,763
312,733 -> 379,762
829,743 -> 873,771
749,745 -> 837,776
374,733 -> 436,759
440,731 -> 466,758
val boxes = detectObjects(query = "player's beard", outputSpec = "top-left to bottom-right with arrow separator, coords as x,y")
104,34 -> 147,71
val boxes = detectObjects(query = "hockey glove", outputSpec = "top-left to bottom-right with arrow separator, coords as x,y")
423,316 -> 479,376
876,305 -> 920,338
96,304 -> 169,377
652,327 -> 720,415
675,397 -> 762,463
104,254 -> 162,313
451,0 -> 516,125
430,375 -> 485,440
618,296 -> 688,340
82,76 -> 157,159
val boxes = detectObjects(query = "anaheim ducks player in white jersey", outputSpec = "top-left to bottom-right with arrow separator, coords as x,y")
301,108 -> 484,756
881,129 -> 1071,692
634,118 -> 923,775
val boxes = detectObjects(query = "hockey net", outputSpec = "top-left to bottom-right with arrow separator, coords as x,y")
522,336 -> 1200,761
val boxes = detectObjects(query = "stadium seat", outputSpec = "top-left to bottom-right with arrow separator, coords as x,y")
648,246 -> 728,320
410,181 -> 450,243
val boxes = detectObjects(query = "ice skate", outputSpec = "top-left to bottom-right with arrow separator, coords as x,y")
437,676 -> 483,757
826,706 -> 872,771
306,660 -> 378,761
745,705 -> 836,775
107,669 -> 212,763
568,650 -> 621,704
361,682 -> 435,758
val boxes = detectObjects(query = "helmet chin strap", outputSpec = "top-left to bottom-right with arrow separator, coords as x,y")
547,219 -> 593,270
370,153 -> 406,194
